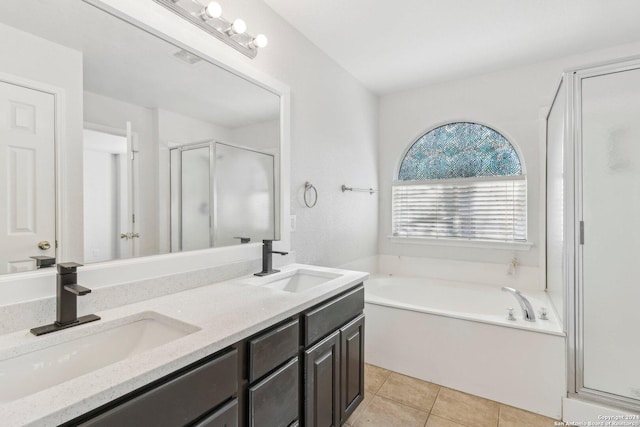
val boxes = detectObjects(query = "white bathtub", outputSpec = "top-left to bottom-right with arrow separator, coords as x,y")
366,275 -> 563,335
364,274 -> 566,419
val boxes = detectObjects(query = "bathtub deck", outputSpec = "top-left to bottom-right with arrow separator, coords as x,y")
346,363 -> 558,427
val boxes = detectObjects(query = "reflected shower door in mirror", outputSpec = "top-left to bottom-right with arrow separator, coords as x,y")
0,0 -> 281,275
170,142 -> 275,251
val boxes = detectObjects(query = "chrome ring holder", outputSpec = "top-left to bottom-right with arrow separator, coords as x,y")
304,182 -> 318,208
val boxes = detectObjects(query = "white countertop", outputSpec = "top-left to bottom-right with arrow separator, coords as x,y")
0,263 -> 368,427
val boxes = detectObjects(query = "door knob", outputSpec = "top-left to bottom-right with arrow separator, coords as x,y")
38,241 -> 51,250
120,233 -> 129,240
131,233 -> 140,239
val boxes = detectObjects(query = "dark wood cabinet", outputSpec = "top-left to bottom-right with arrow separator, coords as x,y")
75,349 -> 238,427
303,286 -> 365,427
248,318 -> 299,382
304,287 -> 364,347
193,399 -> 238,427
304,331 -> 341,427
248,357 -> 299,427
340,314 -> 365,423
67,284 -> 364,427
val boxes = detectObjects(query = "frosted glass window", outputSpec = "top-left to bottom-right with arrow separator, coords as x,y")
399,122 -> 521,180
393,122 -> 526,242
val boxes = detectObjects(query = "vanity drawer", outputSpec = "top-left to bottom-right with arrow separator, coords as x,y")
79,349 -> 238,427
304,286 -> 364,346
248,357 -> 299,427
193,399 -> 238,427
248,318 -> 299,382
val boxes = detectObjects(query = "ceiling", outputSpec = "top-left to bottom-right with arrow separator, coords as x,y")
263,0 -> 640,94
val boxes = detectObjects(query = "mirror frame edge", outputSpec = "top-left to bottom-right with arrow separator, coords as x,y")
0,0 -> 291,286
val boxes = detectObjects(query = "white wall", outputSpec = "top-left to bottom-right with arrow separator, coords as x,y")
237,0 -> 379,267
378,40 -> 640,286
232,119 -> 280,154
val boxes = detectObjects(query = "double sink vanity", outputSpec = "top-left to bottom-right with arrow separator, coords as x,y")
0,264 -> 367,426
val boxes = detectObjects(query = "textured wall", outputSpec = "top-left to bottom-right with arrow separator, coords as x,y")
378,40 -> 640,275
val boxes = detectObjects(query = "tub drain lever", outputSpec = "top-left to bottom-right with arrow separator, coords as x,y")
507,307 -> 516,321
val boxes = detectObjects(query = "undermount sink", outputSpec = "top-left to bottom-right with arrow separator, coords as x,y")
0,312 -> 199,403
243,269 -> 342,293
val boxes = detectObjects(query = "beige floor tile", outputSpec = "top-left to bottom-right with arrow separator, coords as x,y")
364,363 -> 391,394
431,388 -> 499,427
354,395 -> 429,427
426,414 -> 468,427
499,404 -> 558,427
345,391 -> 374,426
377,372 -> 440,411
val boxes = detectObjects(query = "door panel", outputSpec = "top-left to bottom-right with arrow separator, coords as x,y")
581,67 -> 640,401
0,81 -> 55,273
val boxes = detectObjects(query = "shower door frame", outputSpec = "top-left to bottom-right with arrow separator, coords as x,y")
169,141 -> 216,252
561,56 -> 640,412
169,140 -> 277,251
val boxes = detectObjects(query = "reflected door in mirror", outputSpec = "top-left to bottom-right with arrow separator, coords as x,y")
0,81 -> 55,273
83,125 -> 138,263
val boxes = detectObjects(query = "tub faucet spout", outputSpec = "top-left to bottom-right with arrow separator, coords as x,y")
501,287 -> 536,322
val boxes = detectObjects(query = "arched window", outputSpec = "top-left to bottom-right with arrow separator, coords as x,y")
393,122 -> 527,242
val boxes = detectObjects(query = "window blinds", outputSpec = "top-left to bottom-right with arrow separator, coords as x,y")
392,177 -> 527,242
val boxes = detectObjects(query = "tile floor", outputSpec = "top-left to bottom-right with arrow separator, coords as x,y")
345,364 -> 558,427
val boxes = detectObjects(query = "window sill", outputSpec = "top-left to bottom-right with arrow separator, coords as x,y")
387,236 -> 534,251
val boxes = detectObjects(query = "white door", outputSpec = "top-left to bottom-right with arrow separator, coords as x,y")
0,81 -> 55,273
82,122 -> 138,263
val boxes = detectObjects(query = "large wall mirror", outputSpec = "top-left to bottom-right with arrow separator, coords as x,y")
0,0 -> 281,275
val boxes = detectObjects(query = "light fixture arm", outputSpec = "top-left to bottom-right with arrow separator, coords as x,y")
154,0 -> 267,59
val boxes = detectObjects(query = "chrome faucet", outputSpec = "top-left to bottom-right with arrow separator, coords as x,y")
255,240 -> 288,276
30,263 -> 101,336
501,286 -> 536,322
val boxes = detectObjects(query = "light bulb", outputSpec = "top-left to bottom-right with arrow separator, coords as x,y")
252,34 -> 268,48
201,1 -> 222,19
230,18 -> 246,35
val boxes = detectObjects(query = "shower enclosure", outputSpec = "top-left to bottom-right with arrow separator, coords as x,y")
547,57 -> 640,411
170,141 -> 275,251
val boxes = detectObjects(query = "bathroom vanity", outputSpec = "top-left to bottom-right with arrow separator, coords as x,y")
0,265 -> 366,426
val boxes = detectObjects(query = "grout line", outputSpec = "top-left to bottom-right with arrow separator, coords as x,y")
375,390 -> 436,414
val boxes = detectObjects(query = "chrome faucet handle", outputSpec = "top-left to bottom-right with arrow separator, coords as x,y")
507,307 -> 516,321
539,307 -> 549,320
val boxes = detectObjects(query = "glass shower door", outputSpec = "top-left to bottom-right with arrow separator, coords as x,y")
213,142 -> 275,246
580,66 -> 640,402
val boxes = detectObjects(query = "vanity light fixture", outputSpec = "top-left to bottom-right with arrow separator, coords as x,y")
155,0 -> 268,59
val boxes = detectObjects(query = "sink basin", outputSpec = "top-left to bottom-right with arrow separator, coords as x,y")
244,269 -> 342,293
0,312 -> 199,403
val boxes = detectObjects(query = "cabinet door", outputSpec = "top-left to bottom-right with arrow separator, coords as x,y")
77,349 -> 237,427
340,314 -> 365,423
193,399 -> 238,427
304,330 -> 340,427
248,357 -> 299,427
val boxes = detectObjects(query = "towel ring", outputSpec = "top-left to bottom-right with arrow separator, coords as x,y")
304,182 -> 318,208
